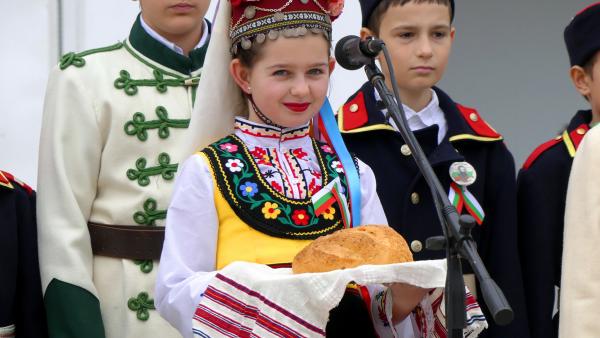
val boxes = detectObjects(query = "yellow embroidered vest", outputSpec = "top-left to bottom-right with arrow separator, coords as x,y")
210,171 -> 312,269
198,134 -> 350,269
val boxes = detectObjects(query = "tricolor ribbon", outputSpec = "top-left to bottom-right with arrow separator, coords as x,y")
448,182 -> 485,225
312,177 -> 352,229
315,98 -> 361,227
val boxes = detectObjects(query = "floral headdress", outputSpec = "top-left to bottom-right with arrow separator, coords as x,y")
229,0 -> 344,54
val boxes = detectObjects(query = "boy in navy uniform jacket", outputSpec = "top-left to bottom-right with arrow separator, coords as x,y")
518,3 -> 600,338
0,171 -> 47,338
339,1 -> 529,336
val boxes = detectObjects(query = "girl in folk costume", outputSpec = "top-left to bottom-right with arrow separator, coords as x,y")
155,1 -> 485,337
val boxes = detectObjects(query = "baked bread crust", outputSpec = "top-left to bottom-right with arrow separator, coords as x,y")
292,225 -> 413,273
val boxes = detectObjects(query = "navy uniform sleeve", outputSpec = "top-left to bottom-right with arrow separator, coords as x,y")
16,189 -> 49,338
517,149 -> 570,338
479,142 -> 530,338
0,183 -> 48,338
0,189 -> 18,334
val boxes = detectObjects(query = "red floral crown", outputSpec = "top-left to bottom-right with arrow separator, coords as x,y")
229,0 -> 344,54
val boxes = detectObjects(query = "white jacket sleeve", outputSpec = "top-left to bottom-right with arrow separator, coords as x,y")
154,154 -> 219,338
37,66 -> 103,296
559,127 -> 600,337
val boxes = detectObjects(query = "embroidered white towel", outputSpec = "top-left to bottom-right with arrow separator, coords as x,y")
192,259 -> 487,337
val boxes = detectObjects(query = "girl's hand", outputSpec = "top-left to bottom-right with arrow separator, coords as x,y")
387,283 -> 431,324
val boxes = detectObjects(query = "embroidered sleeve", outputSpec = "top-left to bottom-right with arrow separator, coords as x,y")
364,284 -> 418,338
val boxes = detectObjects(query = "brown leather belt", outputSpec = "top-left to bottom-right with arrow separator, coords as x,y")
88,222 -> 165,260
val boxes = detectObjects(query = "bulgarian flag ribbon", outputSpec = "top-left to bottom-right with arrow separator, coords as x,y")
312,177 -> 352,229
448,182 -> 485,225
316,98 -> 361,227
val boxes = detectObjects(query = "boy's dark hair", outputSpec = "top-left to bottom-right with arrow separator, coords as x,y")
365,0 -> 454,36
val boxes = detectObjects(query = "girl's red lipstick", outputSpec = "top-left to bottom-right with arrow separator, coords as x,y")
284,103 -> 310,112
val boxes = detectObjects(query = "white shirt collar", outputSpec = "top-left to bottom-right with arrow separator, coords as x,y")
233,117 -> 312,150
140,15 -> 209,56
374,89 -> 448,144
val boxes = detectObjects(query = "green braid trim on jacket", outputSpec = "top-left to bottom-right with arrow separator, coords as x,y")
124,106 -> 190,141
123,41 -> 183,78
133,198 -> 167,226
114,68 -> 200,96
127,292 -> 156,321
133,260 -> 154,274
126,153 -> 178,187
59,42 -> 123,70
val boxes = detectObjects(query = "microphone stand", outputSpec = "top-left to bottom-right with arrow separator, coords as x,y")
362,59 -> 513,337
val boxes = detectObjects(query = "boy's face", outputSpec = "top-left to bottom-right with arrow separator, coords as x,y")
363,2 -> 454,95
140,0 -> 210,40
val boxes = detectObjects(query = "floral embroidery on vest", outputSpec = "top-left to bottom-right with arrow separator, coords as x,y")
201,135 -> 350,239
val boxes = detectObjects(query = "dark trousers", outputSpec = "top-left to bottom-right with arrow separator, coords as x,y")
326,290 -> 377,337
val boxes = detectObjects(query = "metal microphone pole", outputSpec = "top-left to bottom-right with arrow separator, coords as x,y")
362,58 -> 513,337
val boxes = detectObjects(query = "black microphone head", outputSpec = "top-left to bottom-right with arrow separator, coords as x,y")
335,35 -> 367,71
362,38 -> 385,57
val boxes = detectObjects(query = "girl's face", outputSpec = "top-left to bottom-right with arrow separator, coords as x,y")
231,34 -> 335,128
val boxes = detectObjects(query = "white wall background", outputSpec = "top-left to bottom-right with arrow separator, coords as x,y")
0,1 -> 593,187
1,1 -> 57,188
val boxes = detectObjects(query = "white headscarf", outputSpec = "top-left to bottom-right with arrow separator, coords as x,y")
186,0 -> 244,153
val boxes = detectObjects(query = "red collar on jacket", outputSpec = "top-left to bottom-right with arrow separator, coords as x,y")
337,82 -> 503,143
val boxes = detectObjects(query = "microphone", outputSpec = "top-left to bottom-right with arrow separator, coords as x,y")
335,35 -> 385,70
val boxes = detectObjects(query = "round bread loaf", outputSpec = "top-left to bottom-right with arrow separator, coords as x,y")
292,225 -> 413,274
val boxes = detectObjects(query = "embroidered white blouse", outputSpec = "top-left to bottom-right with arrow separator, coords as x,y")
155,118 -> 417,338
